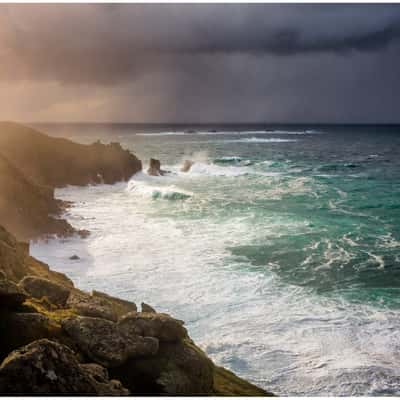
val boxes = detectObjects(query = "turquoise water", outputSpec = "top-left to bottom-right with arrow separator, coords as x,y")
31,124 -> 400,395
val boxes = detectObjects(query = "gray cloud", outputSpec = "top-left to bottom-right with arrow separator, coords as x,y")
0,4 -> 399,123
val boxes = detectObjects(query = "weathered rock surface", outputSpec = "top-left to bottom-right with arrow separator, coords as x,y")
0,339 -> 129,395
0,122 -> 142,188
92,290 -> 137,317
181,160 -> 194,172
110,338 -> 214,395
19,276 -> 70,306
0,279 -> 27,308
0,122 -> 142,241
67,290 -> 136,322
62,316 -> 159,367
118,312 -> 187,342
141,302 -> 156,313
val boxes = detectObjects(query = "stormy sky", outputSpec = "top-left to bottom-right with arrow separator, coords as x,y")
0,4 -> 400,123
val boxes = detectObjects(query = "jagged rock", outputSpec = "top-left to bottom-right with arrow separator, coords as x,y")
19,276 -> 70,306
118,312 -> 187,342
147,158 -> 169,176
0,339 -> 129,394
67,292 -> 118,322
62,316 -> 159,368
0,279 -> 27,308
80,363 -> 130,395
110,338 -> 214,395
141,302 -> 156,313
181,160 -> 194,172
69,254 -> 80,260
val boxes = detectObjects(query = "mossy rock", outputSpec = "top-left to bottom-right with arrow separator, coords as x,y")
213,366 -> 274,396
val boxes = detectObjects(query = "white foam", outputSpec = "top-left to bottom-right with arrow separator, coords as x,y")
136,132 -> 187,136
221,137 -> 297,143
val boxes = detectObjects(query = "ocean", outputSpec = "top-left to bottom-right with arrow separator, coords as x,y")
30,123 -> 400,395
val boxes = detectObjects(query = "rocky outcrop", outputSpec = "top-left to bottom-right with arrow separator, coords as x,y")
0,122 -> 142,241
0,122 -> 142,188
0,155 -> 77,241
62,316 -> 159,367
147,158 -> 169,176
19,276 -> 71,307
118,312 -> 187,342
0,280 -> 27,308
67,290 -> 137,322
141,302 -> 156,313
0,339 -> 129,395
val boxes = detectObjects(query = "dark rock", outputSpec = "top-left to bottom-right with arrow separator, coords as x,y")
147,158 -> 163,176
0,271 -> 5,280
0,279 -> 27,308
69,254 -> 80,260
0,339 -> 129,394
62,316 -> 159,368
147,158 -> 169,176
110,338 -> 214,395
118,312 -> 187,342
19,276 -> 70,306
0,312 -> 61,360
141,302 -> 156,313
80,363 -> 130,395
181,160 -> 194,172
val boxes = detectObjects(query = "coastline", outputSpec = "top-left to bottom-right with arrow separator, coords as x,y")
0,122 -> 272,396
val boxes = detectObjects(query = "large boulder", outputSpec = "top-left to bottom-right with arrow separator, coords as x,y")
67,292 -> 118,322
19,276 -> 70,306
118,312 -> 187,342
67,291 -> 137,322
0,279 -> 27,308
0,339 -> 129,394
62,316 -> 159,368
110,338 -> 214,395
91,290 -> 137,317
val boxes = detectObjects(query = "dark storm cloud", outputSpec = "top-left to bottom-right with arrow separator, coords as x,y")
0,4 -> 400,122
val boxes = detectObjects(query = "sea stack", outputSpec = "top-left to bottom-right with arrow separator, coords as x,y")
147,158 -> 168,176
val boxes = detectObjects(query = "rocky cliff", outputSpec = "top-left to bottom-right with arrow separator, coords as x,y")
0,226 -> 271,396
0,122 -> 142,241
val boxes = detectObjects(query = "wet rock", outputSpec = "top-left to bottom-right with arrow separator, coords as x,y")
110,338 -> 214,395
0,339 -> 129,394
141,302 -> 156,313
19,276 -> 70,306
69,254 -> 80,260
62,316 -> 159,368
118,312 -> 187,342
147,158 -> 169,176
0,279 -> 27,308
181,160 -> 194,172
